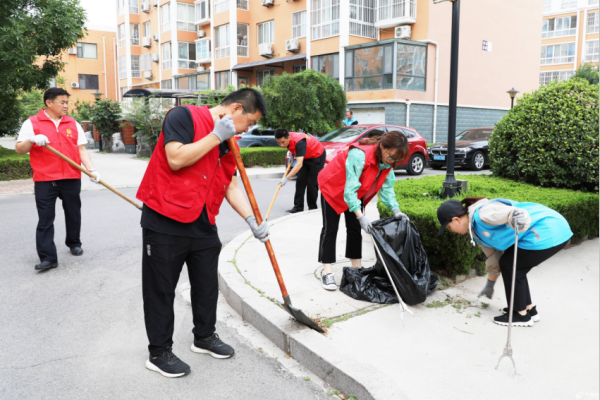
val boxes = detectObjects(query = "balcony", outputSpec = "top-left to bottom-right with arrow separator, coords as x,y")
238,46 -> 248,57
195,0 -> 210,26
375,0 -> 416,29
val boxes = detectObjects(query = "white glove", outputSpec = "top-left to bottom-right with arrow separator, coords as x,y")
29,135 -> 50,146
246,216 -> 270,243
392,209 -> 409,220
211,115 -> 236,143
279,177 -> 288,187
358,215 -> 372,234
88,170 -> 101,184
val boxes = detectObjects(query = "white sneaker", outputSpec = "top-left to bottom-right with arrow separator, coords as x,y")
321,272 -> 337,291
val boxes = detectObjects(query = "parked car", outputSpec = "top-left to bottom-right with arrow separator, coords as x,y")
316,124 -> 429,175
427,127 -> 494,171
235,126 -> 278,148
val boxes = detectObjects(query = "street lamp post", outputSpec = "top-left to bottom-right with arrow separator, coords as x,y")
507,88 -> 519,109
92,91 -> 103,151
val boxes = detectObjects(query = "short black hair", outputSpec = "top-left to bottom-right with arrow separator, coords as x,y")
346,110 -> 353,115
275,128 -> 289,139
44,88 -> 71,107
221,88 -> 267,117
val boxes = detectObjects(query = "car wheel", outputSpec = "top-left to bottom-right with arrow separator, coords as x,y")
407,153 -> 425,175
470,151 -> 485,171
250,144 -> 262,147
430,164 -> 443,170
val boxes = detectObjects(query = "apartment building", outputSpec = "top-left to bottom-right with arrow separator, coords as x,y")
116,0 -> 542,142
540,0 -> 599,86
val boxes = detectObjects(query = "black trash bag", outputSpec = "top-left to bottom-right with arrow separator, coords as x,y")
340,216 -> 438,305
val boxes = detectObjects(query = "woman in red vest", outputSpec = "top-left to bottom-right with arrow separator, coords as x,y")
317,131 -> 409,291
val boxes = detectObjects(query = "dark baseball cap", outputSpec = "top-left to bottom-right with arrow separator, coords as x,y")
437,199 -> 465,236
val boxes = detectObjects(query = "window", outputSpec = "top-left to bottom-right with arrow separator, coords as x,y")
236,24 -> 249,57
376,0 -> 416,22
161,79 -> 173,89
131,24 -> 140,46
197,73 -> 210,89
396,43 -> 426,91
539,70 -> 575,85
197,38 -> 211,62
292,11 -> 307,39
215,0 -> 229,14
237,0 -> 249,10
585,40 -> 600,62
293,64 -> 307,74
345,44 -> 395,91
178,42 -> 197,69
541,43 -> 576,65
162,42 -> 172,70
543,0 -> 552,13
129,0 -> 139,14
77,43 -> 97,59
118,0 -> 126,16
118,24 -> 126,48
177,3 -> 196,31
196,0 -> 210,22
588,12 -> 599,34
176,74 -> 210,90
542,16 -> 577,39
215,24 -> 230,59
131,55 -> 141,78
216,71 -> 231,90
258,21 -> 274,45
312,53 -> 339,79
590,0 -> 599,5
118,55 -> 127,78
257,69 -> 274,87
140,54 -> 152,71
561,0 -> 577,9
350,0 -> 375,39
312,0 -> 340,40
161,4 -> 171,33
143,21 -> 152,38
78,74 -> 99,90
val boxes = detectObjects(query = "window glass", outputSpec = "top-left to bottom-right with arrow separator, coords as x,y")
78,74 -> 99,90
177,3 -> 196,31
77,43 -> 97,59
162,42 -> 172,70
161,4 -> 171,32
312,53 -> 339,79
319,127 -> 368,143
257,69 -> 274,86
346,44 -> 394,91
143,21 -> 152,38
292,11 -> 307,38
258,21 -> 274,45
215,25 -> 230,59
196,39 -> 211,62
131,23 -> 140,45
396,43 -> 426,91
365,127 -> 386,139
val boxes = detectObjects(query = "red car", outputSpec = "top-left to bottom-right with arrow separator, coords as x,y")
316,124 -> 429,175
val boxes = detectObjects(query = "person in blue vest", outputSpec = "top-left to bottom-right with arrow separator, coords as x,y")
437,196 -> 572,327
342,111 -> 357,127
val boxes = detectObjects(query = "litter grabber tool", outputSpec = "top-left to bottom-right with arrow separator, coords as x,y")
43,144 -> 143,211
495,214 -> 520,375
369,233 -> 413,322
226,134 -> 324,333
264,162 -> 293,220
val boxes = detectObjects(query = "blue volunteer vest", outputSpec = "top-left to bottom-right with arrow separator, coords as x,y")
472,199 -> 573,251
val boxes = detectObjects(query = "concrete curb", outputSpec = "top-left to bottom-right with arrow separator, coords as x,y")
247,171 -> 284,180
218,211 -> 410,400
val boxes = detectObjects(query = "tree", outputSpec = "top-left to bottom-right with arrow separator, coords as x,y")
121,97 -> 165,147
258,70 -> 347,136
18,89 -> 45,124
0,0 -> 87,136
571,63 -> 599,85
90,99 -> 122,152
68,99 -> 94,124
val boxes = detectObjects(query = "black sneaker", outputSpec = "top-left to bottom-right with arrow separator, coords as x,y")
286,207 -> 304,214
35,261 -> 58,271
145,348 -> 190,378
503,305 -> 540,322
191,333 -> 234,359
321,272 -> 337,291
70,247 -> 83,256
494,310 -> 533,327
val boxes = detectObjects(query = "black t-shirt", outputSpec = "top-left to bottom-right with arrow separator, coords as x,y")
294,138 -> 307,158
141,106 -> 234,239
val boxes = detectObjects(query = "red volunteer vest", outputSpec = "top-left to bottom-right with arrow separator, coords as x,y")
29,109 -> 81,182
318,144 -> 392,215
136,105 -> 237,224
288,132 -> 324,159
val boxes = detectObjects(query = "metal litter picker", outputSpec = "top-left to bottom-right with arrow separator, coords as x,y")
264,162 -> 292,220
495,214 -> 520,375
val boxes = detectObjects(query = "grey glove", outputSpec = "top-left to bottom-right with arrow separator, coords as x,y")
478,279 -> 496,299
279,177 -> 288,187
512,209 -> 527,230
358,215 -> 372,234
211,115 -> 236,143
246,216 -> 270,243
392,209 -> 408,220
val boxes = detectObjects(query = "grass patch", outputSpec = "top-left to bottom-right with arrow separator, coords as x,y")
426,300 -> 450,309
320,305 -> 389,328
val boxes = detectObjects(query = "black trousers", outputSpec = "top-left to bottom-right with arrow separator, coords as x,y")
34,179 -> 82,263
142,228 -> 222,356
318,195 -> 363,264
499,240 -> 568,312
294,153 -> 326,210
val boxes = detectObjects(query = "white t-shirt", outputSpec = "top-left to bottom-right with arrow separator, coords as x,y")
17,112 -> 88,146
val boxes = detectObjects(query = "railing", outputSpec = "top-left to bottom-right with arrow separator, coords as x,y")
216,47 -> 230,59
178,60 -> 198,69
542,27 -> 576,39
237,0 -> 249,10
376,0 -> 416,23
350,22 -> 376,39
541,55 -> 575,65
132,71 -> 141,78
163,60 -> 172,70
237,46 -> 248,57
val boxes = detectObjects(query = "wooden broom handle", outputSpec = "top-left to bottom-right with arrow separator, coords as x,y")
43,144 -> 143,211
264,161 -> 293,220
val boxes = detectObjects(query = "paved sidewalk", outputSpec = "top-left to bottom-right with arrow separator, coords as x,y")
218,204 -> 599,400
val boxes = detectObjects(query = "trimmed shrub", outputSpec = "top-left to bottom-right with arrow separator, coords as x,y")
239,147 -> 287,167
378,174 -> 599,276
490,78 -> 599,191
0,146 -> 32,180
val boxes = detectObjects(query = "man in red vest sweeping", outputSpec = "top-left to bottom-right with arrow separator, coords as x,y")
136,88 -> 269,378
15,88 -> 101,271
274,128 -> 325,213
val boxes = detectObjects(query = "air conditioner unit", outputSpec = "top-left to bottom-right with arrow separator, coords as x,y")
153,33 -> 159,42
395,25 -> 411,39
285,38 -> 299,53
151,53 -> 160,62
67,48 -> 77,55
141,2 -> 150,13
261,0 -> 274,6
71,82 -> 79,88
153,0 -> 159,6
142,37 -> 152,48
197,30 -> 206,39
144,71 -> 153,80
197,66 -> 205,72
259,43 -> 273,58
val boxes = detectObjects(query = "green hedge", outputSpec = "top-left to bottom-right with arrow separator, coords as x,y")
239,147 -> 287,167
0,146 -> 32,181
378,174 -> 599,276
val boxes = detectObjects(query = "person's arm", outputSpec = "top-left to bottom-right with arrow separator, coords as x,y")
224,176 -> 252,220
15,120 -> 35,154
479,202 -> 531,232
286,156 -> 304,179
165,135 -> 221,171
15,139 -> 34,155
285,139 -> 307,179
343,148 -> 366,218
379,169 -> 400,212
79,146 -> 96,171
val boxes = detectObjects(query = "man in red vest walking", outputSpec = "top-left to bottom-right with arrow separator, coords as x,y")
274,129 -> 325,213
136,88 -> 269,378
15,88 -> 101,271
